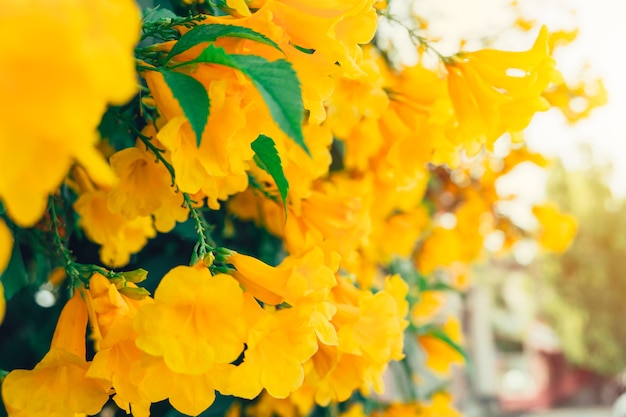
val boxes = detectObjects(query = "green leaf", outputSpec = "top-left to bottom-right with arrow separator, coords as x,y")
1,243 -> 29,301
192,45 -> 308,155
167,24 -> 281,62
160,70 -> 209,147
251,135 -> 289,212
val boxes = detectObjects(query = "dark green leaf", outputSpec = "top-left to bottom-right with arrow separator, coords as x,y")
251,135 -> 289,212
193,45 -> 308,155
160,70 -> 209,147
1,243 -> 29,301
167,24 -> 281,62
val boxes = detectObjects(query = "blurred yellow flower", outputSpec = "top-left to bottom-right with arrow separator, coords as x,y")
446,26 -> 560,153
418,317 -> 464,376
0,0 -> 139,226
533,203 -> 578,253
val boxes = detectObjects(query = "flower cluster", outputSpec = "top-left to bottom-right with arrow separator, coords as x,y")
0,1 -> 589,416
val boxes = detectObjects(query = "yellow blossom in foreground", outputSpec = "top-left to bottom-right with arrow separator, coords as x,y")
228,251 -> 293,305
134,267 -> 248,375
133,354 -> 231,416
84,274 -> 153,416
224,302 -> 320,399
0,0 -> 139,226
2,292 -> 109,416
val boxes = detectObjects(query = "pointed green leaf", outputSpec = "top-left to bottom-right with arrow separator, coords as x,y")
192,45 -> 309,155
160,70 -> 209,147
251,135 -> 289,211
167,24 -> 281,62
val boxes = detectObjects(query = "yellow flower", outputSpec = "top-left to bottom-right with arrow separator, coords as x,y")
411,291 -> 446,325
259,0 -> 378,76
421,392 -> 462,417
341,403 -> 367,417
418,317 -> 464,376
108,139 -> 188,233
533,203 -> 578,253
133,354 -> 231,416
335,285 -> 406,364
445,26 -> 560,153
88,320 -> 151,417
0,0 -> 139,226
228,251 -> 293,305
134,267 -> 248,375
2,292 -> 109,416
74,189 -> 156,267
224,302 -> 319,399
543,76 -> 607,124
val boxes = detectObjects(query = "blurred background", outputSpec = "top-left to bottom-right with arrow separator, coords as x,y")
408,1 -> 626,416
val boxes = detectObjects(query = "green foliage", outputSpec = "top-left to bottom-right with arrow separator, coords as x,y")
190,45 -> 308,155
160,70 -> 210,147
0,243 -> 28,302
251,135 -> 290,213
538,151 -> 626,374
166,23 -> 281,62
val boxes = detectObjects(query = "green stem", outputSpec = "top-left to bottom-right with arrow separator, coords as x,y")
48,197 -> 82,285
114,110 -> 177,187
138,134 -> 177,187
48,197 -> 120,286
111,112 -> 216,266
183,193 -> 214,262
379,12 -> 451,63
327,403 -> 340,417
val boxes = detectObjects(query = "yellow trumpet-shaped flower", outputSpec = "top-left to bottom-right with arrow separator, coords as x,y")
227,251 -> 293,305
108,139 -> 188,233
74,189 -> 156,267
2,292 -> 110,417
134,267 -> 248,375
446,26 -> 560,153
223,302 -> 320,399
